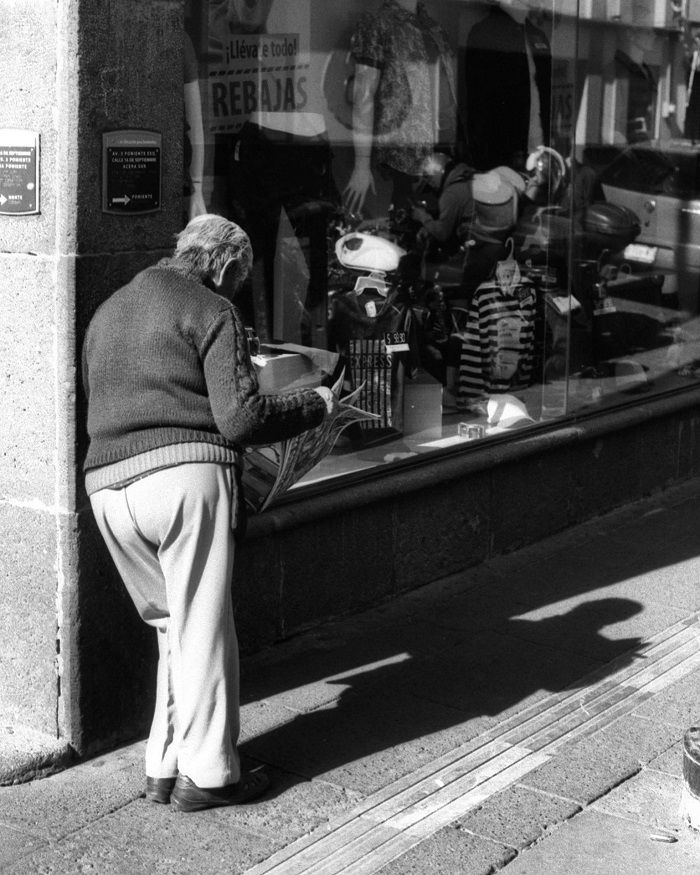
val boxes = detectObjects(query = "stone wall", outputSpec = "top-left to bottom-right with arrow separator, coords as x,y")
232,393 -> 700,655
0,0 -> 70,742
72,0 -> 184,754
0,0 -> 183,758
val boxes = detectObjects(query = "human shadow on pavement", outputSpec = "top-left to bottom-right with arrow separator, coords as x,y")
239,595 -> 644,794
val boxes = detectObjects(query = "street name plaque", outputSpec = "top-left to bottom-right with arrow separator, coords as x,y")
102,130 -> 162,215
0,129 -> 39,216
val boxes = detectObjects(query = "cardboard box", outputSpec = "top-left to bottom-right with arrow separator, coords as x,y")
403,371 -> 443,439
254,343 -> 340,394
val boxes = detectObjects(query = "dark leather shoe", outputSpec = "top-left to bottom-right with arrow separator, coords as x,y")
170,770 -> 271,813
145,776 -> 176,804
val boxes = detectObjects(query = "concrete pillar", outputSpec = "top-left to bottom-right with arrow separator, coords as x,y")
0,0 -> 184,775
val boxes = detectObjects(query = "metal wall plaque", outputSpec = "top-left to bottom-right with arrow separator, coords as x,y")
0,129 -> 40,216
102,130 -> 162,214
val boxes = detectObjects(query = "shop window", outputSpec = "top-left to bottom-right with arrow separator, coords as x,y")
182,1 -> 700,498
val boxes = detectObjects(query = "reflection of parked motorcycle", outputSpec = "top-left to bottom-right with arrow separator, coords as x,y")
519,150 -> 673,371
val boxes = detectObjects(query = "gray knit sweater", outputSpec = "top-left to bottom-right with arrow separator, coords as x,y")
82,261 -> 326,486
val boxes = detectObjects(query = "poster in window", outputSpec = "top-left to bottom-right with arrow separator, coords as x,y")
207,0 -> 311,135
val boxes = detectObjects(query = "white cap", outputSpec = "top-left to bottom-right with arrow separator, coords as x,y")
472,171 -> 515,205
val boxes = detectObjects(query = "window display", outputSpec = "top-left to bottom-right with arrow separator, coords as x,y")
183,0 -> 700,496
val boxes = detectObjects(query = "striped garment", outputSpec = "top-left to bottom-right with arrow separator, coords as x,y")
458,280 -> 537,399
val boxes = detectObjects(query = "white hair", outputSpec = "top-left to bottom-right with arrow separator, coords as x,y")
174,214 -> 253,288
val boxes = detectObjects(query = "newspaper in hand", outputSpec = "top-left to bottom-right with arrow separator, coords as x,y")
242,371 -> 379,511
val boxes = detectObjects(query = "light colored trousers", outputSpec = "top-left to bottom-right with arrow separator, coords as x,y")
90,463 -> 240,788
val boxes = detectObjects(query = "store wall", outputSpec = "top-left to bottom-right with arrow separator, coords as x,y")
72,0 -> 184,753
4,0 -> 700,767
233,394 -> 700,654
0,0 -> 184,758
0,0 -> 71,743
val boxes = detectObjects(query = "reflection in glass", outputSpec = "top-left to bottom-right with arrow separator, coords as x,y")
181,1 -> 700,492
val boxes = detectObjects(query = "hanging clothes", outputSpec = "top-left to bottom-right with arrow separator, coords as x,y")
464,5 -> 552,171
458,260 -> 537,399
329,288 -> 420,435
614,50 -> 656,143
350,0 -> 456,178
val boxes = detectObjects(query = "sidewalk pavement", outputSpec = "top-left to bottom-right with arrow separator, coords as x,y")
2,481 -> 700,874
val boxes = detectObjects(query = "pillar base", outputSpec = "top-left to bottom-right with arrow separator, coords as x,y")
0,725 -> 74,786
681,726 -> 700,831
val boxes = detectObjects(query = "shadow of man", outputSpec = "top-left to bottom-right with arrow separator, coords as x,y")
239,596 -> 644,795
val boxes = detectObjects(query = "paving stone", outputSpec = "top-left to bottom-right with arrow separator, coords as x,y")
393,630 -> 601,722
499,808 -> 700,875
598,713 -> 681,766
0,823 -> 48,871
485,505 -> 700,615
583,559 -> 700,614
386,566 -> 501,612
455,783 -> 581,850
219,766 -> 364,844
241,690 -> 478,795
600,505 -> 700,579
468,561 -> 692,641
632,670 -> 700,728
501,598 -> 687,663
407,583 -> 534,635
290,568 -> 497,636
2,802 -> 275,875
239,698 -> 297,743
393,566 -> 531,619
0,724 -> 73,785
0,751 -> 144,839
377,825 -> 516,875
647,740 -> 685,777
310,726 -> 490,797
241,621 -> 465,714
521,713 -> 681,805
592,769 -> 689,832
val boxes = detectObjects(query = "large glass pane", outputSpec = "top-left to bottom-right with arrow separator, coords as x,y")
565,0 -> 700,413
183,1 -> 700,496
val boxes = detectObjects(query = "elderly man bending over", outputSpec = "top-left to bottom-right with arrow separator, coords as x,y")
82,214 -> 334,812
